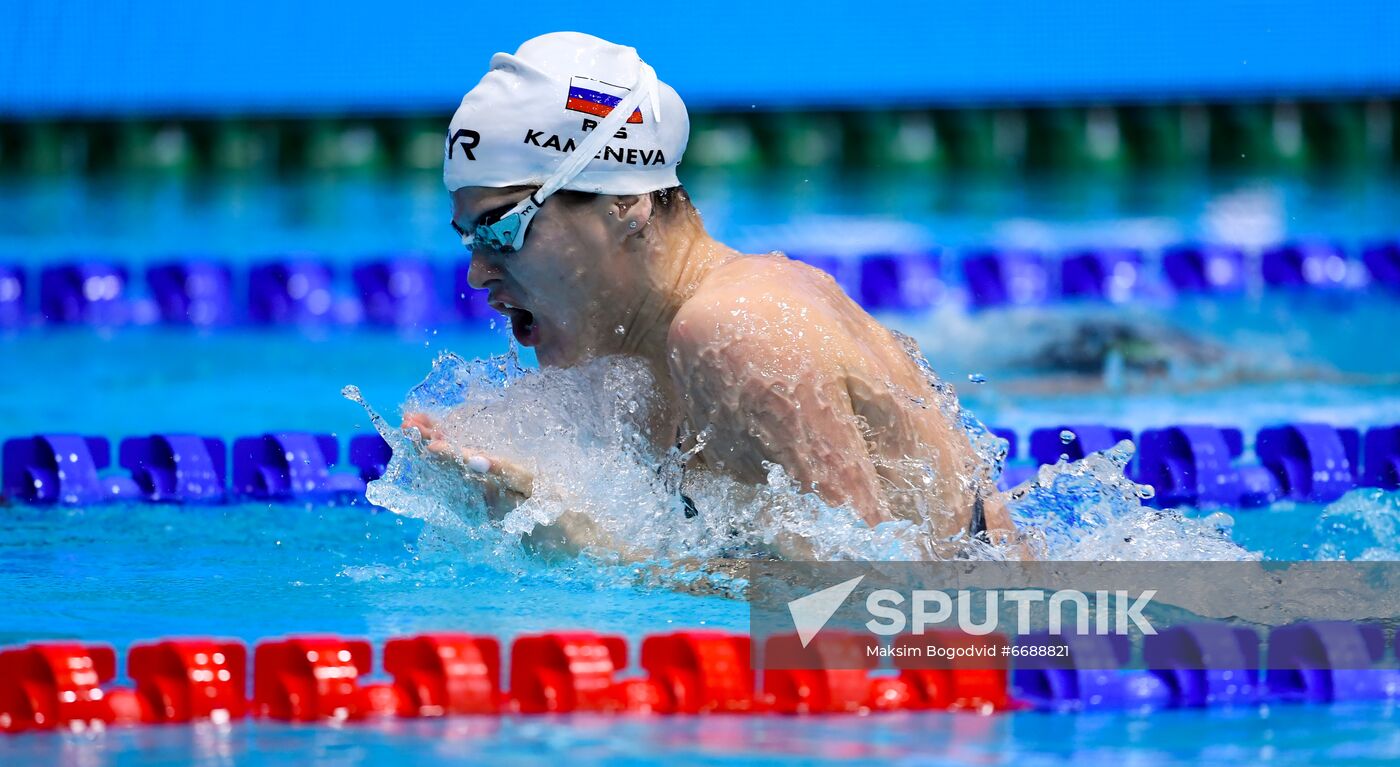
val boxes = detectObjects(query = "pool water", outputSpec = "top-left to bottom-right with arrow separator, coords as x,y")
2,704 -> 1398,766
3,171 -> 1400,764
4,501 -> 1400,766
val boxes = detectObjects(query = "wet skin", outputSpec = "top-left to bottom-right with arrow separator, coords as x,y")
404,185 -> 1016,555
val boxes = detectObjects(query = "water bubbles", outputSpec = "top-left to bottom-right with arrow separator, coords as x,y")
1060,430 -> 1077,444
967,373 -> 987,384
992,440 -> 1009,463
343,384 -> 398,443
1202,511 -> 1234,530
1135,483 -> 1157,500
1006,440 -> 1253,561
1308,489 -> 1400,560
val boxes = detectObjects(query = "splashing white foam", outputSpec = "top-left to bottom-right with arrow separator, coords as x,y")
355,351 -> 929,566
1310,489 -> 1400,561
347,326 -> 1261,575
1005,440 -> 1255,561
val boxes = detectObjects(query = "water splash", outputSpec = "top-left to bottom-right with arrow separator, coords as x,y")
341,384 -> 395,443
353,336 -> 1258,577
355,351 -> 932,570
1310,489 -> 1400,561
1005,440 -> 1252,561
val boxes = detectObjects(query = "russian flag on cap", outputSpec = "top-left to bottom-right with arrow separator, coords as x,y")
566,76 -> 644,124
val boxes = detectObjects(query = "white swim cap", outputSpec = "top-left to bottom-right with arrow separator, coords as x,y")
443,32 -> 689,195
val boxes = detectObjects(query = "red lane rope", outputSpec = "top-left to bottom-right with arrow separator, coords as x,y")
0,630 -> 1015,734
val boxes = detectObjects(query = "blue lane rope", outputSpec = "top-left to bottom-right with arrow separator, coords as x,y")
2,422 -> 1397,507
1,239 -> 1396,331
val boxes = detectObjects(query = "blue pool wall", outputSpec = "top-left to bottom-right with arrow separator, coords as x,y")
2,1 -> 1399,117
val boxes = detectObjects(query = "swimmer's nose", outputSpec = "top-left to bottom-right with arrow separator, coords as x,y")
466,250 -> 505,290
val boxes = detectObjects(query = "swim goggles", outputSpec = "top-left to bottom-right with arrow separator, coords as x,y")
458,192 -> 544,254
458,60 -> 661,254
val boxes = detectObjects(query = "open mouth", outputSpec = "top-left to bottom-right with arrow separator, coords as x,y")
492,300 -> 540,347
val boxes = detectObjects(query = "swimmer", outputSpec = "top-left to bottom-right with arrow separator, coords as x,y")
404,32 -> 1018,557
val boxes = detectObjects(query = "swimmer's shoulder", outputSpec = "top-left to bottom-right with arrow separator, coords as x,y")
677,253 -> 846,324
704,252 -> 846,296
667,253 -> 849,363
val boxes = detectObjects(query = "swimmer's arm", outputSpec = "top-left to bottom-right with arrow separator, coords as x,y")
667,292 -> 888,528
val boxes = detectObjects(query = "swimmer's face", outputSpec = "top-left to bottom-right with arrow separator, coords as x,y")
453,185 -> 649,367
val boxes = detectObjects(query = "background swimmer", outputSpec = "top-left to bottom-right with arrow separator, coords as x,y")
404,32 -> 1017,558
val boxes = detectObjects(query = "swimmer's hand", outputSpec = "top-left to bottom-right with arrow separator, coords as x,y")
402,412 -> 629,561
401,412 -> 534,499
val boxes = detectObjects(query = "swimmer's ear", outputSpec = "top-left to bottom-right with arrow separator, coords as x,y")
607,194 -> 654,240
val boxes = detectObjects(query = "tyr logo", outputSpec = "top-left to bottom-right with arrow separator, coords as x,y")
447,129 -> 481,160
